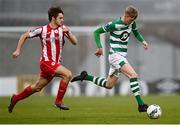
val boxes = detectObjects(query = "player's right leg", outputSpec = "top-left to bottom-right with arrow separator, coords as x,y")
120,63 -> 148,112
40,61 -> 71,110
71,71 -> 118,89
54,65 -> 72,110
8,77 -> 49,113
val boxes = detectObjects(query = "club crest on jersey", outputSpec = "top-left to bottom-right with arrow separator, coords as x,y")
54,30 -> 58,34
51,62 -> 55,66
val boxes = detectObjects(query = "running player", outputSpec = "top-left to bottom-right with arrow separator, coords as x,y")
71,5 -> 149,112
8,6 -> 77,113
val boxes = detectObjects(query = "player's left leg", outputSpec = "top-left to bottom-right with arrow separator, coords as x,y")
8,77 -> 50,113
54,65 -> 72,110
120,63 -> 148,112
71,70 -> 118,89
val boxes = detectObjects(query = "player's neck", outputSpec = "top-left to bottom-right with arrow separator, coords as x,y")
121,16 -> 127,25
49,22 -> 59,29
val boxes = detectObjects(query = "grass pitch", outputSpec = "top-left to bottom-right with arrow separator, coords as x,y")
0,95 -> 180,124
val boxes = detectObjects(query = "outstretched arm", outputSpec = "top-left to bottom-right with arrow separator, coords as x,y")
12,32 -> 30,59
93,27 -> 106,57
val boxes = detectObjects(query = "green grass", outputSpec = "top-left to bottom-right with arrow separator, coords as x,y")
0,95 -> 180,124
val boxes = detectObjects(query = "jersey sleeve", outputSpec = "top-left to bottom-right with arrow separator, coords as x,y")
29,27 -> 42,38
132,21 -> 145,42
132,21 -> 138,30
94,27 -> 106,48
102,21 -> 116,32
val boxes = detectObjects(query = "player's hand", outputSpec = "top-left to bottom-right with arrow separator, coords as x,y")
12,50 -> 20,59
142,41 -> 149,50
95,48 -> 103,57
63,26 -> 71,37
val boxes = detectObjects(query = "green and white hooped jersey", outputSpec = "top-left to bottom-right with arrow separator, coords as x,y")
102,19 -> 137,57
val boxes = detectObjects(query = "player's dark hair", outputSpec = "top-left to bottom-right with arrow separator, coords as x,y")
48,6 -> 64,22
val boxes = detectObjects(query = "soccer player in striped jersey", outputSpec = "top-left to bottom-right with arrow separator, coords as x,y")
8,6 -> 77,113
71,5 -> 149,112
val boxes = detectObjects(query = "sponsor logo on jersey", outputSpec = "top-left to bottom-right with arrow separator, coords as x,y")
120,31 -> 130,41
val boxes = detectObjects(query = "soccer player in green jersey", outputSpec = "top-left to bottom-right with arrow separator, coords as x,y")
71,5 -> 149,112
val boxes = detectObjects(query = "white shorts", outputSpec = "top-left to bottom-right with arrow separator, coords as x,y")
108,53 -> 129,77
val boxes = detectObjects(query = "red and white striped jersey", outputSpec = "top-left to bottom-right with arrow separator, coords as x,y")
29,24 -> 66,63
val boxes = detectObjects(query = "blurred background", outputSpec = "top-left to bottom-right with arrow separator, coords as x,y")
0,0 -> 180,97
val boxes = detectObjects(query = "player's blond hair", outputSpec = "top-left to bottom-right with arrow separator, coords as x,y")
125,5 -> 138,19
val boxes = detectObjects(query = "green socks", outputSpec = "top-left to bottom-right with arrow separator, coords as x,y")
129,78 -> 144,105
84,75 -> 145,105
85,75 -> 107,88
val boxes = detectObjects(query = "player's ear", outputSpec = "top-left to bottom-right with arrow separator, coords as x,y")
52,16 -> 56,21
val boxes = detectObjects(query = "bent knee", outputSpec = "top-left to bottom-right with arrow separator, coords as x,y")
106,86 -> 113,89
129,73 -> 138,78
33,86 -> 43,92
105,84 -> 114,89
35,88 -> 42,92
64,71 -> 72,80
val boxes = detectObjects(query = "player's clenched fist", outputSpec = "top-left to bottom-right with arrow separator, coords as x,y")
12,50 -> 20,59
